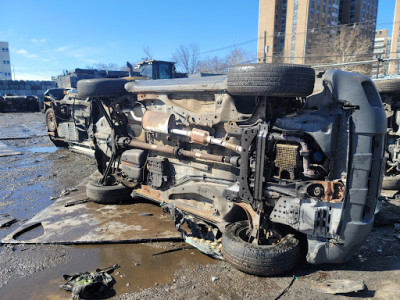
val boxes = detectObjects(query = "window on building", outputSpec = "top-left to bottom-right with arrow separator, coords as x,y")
2,48 -> 9,52
3,60 -> 10,64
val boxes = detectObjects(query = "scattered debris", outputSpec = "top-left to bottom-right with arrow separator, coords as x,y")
0,142 -> 22,157
0,214 -> 17,228
275,275 -> 297,300
184,236 -> 223,259
60,264 -> 119,299
138,213 -> 154,217
50,187 -> 79,201
211,276 -> 219,282
60,187 -> 78,197
152,246 -> 194,256
64,198 -> 91,207
310,279 -> 365,294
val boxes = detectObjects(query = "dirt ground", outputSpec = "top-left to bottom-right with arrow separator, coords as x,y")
0,112 -> 400,300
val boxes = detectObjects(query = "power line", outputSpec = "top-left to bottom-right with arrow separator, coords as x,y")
197,20 -> 400,57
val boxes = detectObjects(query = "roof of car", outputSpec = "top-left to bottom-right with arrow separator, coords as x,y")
125,75 -> 227,93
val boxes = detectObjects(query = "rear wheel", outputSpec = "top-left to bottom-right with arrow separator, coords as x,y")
382,174 -> 400,190
374,78 -> 400,94
45,108 -> 57,132
222,220 -> 300,276
227,63 -> 315,97
86,178 -> 131,204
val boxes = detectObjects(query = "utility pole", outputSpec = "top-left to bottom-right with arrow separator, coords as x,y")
263,31 -> 267,63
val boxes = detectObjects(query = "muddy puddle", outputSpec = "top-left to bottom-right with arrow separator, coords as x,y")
26,146 -> 58,153
0,243 -> 215,299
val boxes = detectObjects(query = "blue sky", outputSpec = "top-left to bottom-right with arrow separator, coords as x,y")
0,0 -> 397,80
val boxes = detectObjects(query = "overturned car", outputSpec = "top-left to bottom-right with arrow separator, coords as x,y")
77,64 -> 385,276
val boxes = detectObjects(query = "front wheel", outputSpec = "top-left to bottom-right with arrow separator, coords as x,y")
222,220 -> 300,276
86,178 -> 132,204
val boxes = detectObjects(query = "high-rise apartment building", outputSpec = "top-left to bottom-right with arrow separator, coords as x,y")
372,29 -> 391,75
389,0 -> 400,74
257,0 -> 379,64
0,41 -> 12,80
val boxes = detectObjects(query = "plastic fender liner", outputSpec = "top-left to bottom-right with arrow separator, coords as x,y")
307,69 -> 386,264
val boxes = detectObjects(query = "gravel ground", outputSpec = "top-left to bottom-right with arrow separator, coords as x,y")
0,112 -> 400,300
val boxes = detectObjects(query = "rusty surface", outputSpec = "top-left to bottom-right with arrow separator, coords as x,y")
129,139 -> 176,155
128,139 -> 227,164
190,128 -> 209,145
135,184 -> 223,226
135,184 -> 163,201
234,202 -> 260,230
308,181 -> 345,202
179,149 -> 225,163
142,110 -> 174,134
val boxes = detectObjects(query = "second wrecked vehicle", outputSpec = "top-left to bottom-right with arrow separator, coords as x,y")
44,60 -> 182,154
75,63 -> 385,276
373,78 -> 400,190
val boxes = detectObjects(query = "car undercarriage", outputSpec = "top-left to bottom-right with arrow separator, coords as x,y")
48,64 -> 386,276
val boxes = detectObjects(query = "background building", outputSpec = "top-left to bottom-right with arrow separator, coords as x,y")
0,41 -> 12,80
389,0 -> 400,74
257,0 -> 379,65
372,29 -> 392,75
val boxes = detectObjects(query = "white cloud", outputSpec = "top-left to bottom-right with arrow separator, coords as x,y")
30,38 -> 47,45
14,70 -> 55,81
56,45 -> 73,52
55,45 -> 101,64
15,49 -> 38,59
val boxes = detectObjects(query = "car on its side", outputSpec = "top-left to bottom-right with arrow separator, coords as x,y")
43,88 -> 95,155
74,63 -> 385,276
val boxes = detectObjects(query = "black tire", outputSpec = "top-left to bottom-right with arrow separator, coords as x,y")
86,178 -> 131,204
382,174 -> 400,190
222,220 -> 300,276
77,78 -> 128,98
49,135 -> 68,148
227,63 -> 315,97
374,79 -> 400,94
45,108 -> 57,132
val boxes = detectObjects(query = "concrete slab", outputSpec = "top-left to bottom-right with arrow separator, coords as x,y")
1,173 -> 181,244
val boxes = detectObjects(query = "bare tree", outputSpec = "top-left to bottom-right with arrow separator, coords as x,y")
306,25 -> 373,74
142,46 -> 153,60
225,47 -> 253,67
172,43 -> 200,74
197,47 -> 254,74
197,56 -> 227,73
